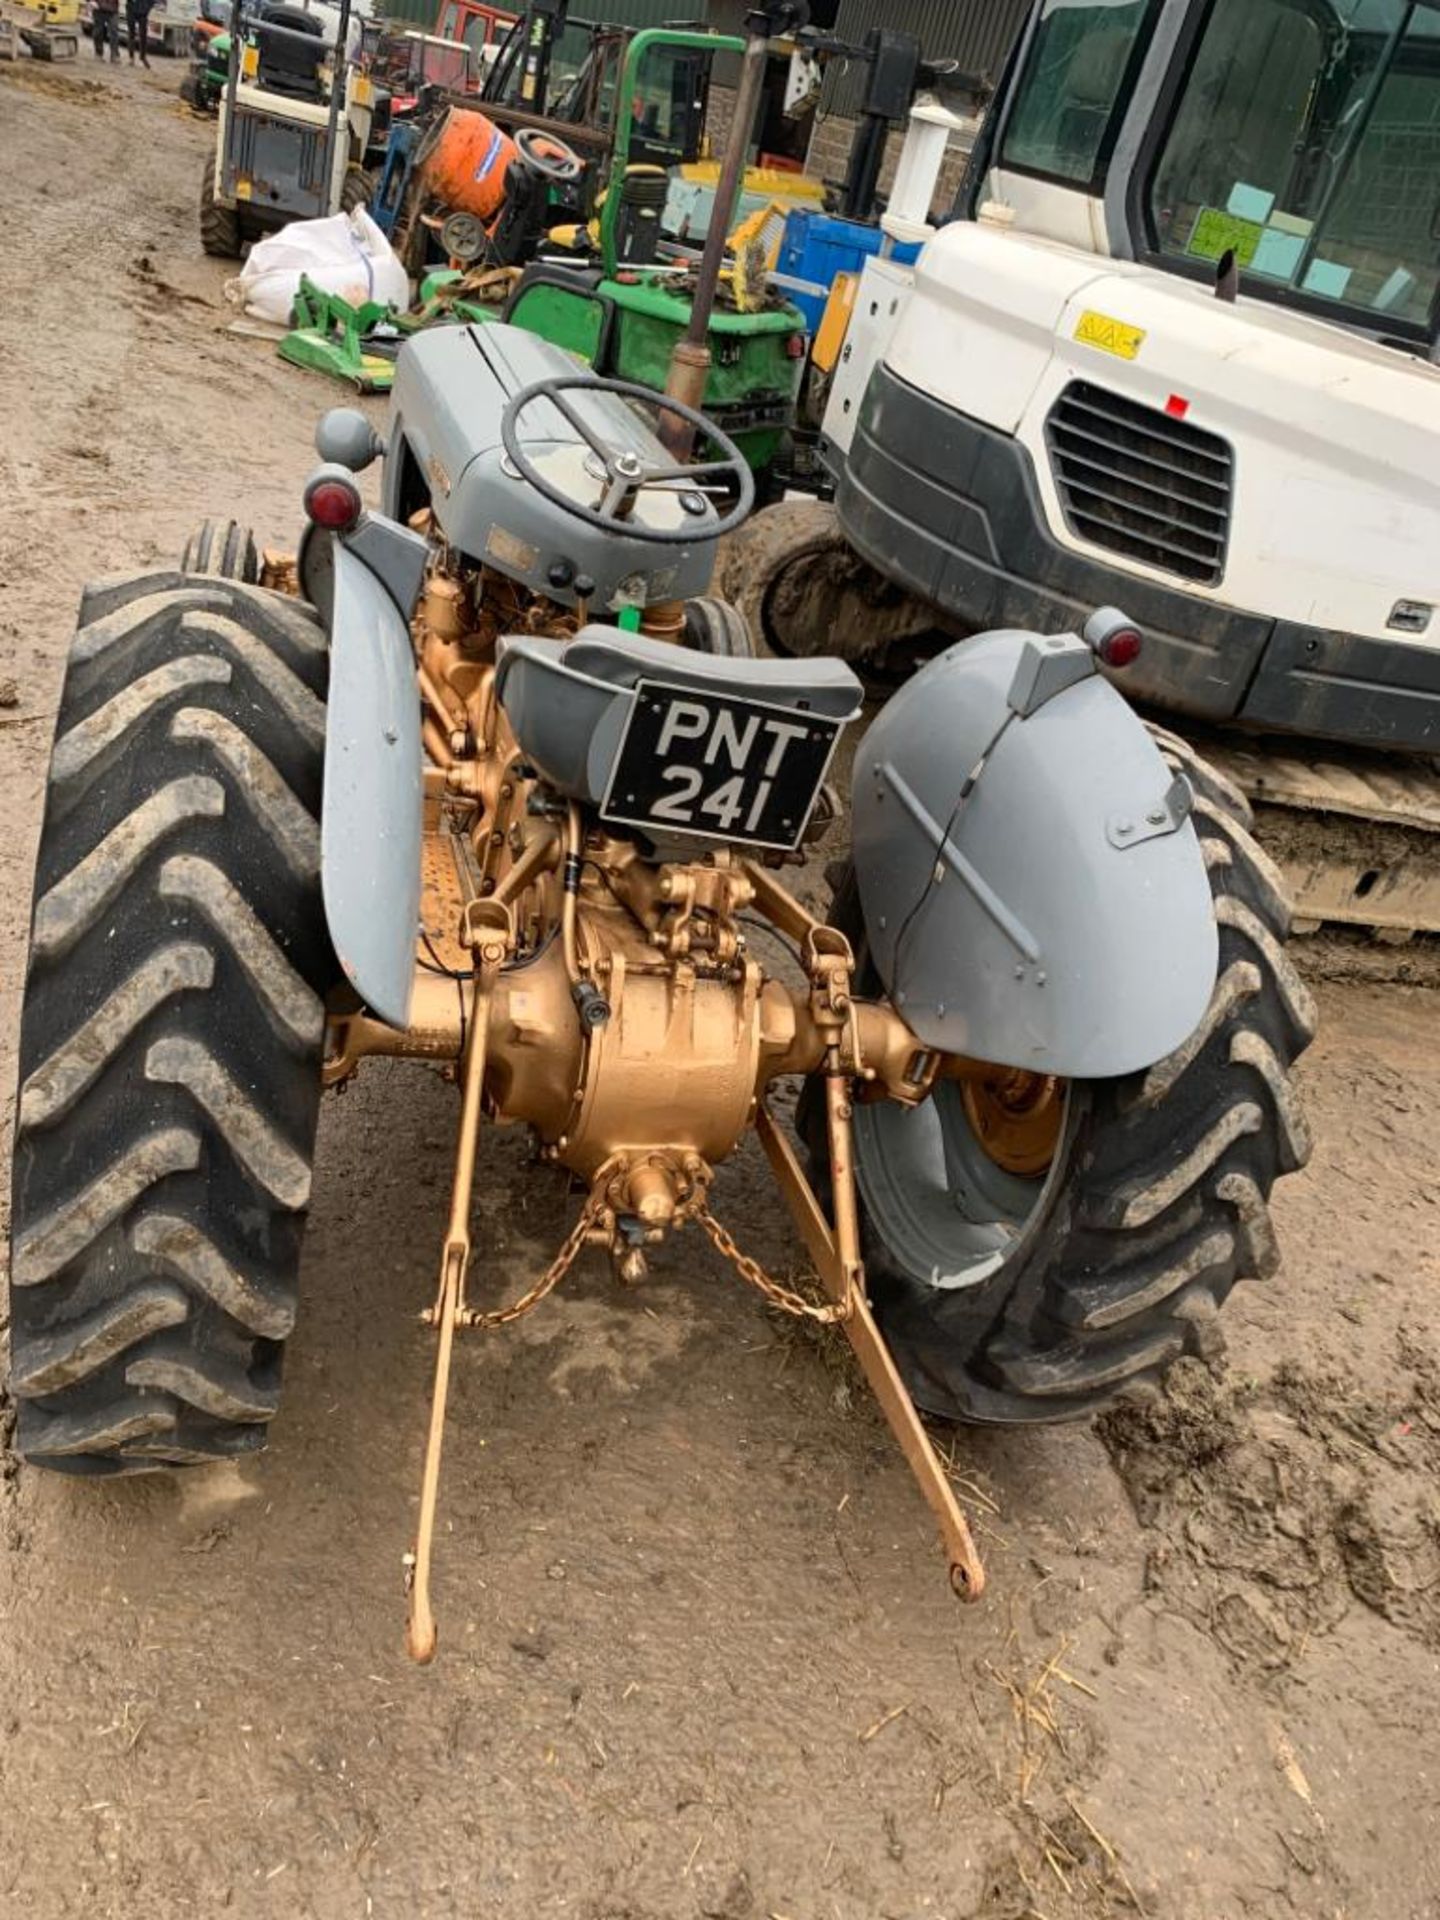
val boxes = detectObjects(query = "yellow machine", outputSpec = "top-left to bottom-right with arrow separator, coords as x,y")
677,157 -> 826,209
547,185 -> 794,315
1,0 -> 81,58
810,267 -> 858,375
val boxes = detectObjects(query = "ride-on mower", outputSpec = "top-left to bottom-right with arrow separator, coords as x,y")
7,310 -> 1314,1656
497,33 -> 809,480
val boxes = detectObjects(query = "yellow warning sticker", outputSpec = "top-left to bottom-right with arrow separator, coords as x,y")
1074,310 -> 1146,361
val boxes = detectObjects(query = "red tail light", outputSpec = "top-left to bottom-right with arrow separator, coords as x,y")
1098,626 -> 1143,669
305,475 -> 362,531
1084,608 -> 1144,670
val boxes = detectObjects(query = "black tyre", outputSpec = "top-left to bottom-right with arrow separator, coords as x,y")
811,743 -> 1316,1425
180,518 -> 260,584
682,595 -> 755,659
715,499 -> 936,668
199,156 -> 241,259
8,574 -> 337,1472
340,165 -> 374,214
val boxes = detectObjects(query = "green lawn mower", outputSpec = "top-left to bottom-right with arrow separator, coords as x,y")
280,22 -> 809,475
493,27 -> 807,478
180,21 -> 230,114
504,262 -> 804,479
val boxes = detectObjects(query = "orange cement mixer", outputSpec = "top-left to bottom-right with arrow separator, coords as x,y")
419,108 -> 519,224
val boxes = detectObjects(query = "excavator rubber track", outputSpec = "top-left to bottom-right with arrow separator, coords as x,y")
1194,733 -> 1440,942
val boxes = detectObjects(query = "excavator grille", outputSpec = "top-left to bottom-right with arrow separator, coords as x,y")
1045,381 -> 1233,586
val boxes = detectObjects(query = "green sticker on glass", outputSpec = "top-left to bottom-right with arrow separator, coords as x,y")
1187,207 -> 1264,266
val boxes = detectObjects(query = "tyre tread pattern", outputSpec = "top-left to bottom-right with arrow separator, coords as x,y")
180,519 -> 261,585
198,159 -> 242,260
9,574 -> 332,1473
682,595 -> 756,659
340,166 -> 374,213
853,737 -> 1317,1425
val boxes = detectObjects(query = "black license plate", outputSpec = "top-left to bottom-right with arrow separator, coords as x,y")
600,680 -> 841,851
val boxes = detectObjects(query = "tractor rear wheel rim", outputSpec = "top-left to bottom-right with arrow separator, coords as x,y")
853,1077 -> 1071,1292
959,1070 -> 1064,1178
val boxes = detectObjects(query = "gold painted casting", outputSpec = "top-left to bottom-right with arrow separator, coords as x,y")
961,1069 -> 1065,1177
315,542 -> 997,1656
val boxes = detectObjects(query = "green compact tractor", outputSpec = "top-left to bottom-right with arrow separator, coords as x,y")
181,21 -> 230,113
496,31 -> 807,477
505,260 -> 804,478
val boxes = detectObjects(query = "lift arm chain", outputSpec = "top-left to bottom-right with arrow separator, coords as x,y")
694,1202 -> 853,1324
461,1188 -> 607,1329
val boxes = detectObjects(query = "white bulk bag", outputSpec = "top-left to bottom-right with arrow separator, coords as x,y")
228,208 -> 409,326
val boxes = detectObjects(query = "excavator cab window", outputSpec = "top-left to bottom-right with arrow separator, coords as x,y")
997,0 -> 1161,191
1146,0 -> 1440,345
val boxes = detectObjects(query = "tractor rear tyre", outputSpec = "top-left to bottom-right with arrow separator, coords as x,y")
199,157 -> 241,259
340,165 -> 375,214
181,518 -> 260,584
8,573 -> 336,1472
810,741 -> 1316,1425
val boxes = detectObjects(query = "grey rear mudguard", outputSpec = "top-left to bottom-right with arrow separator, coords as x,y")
851,630 -> 1219,1081
321,539 -> 423,1030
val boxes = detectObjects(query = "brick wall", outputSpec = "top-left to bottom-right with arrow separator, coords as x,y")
703,84 -> 979,222
706,84 -> 983,219
804,109 -> 979,218
703,82 -> 739,160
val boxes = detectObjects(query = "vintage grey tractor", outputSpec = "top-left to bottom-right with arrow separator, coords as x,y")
7,321 -> 1313,1657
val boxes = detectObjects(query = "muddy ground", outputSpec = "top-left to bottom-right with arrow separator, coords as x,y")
3,55 -> 1440,1920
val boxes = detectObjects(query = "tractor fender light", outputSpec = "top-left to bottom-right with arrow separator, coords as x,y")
1099,627 -> 1143,669
786,333 -> 807,359
304,467 -> 363,532
1083,606 -> 1143,670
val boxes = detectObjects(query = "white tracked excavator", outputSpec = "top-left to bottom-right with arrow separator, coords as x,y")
724,0 -> 1440,953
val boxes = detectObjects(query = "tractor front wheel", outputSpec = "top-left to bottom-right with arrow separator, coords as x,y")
180,519 -> 260,583
682,595 -> 754,658
8,573 -> 337,1471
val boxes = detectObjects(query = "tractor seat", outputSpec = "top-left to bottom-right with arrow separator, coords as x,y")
256,5 -> 325,99
494,628 -> 862,809
562,629 -> 862,719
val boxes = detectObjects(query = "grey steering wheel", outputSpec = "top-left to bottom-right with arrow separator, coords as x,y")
500,375 -> 755,545
514,126 -> 585,183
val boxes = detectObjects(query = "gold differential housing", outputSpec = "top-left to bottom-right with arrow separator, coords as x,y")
309,545 -> 997,1659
